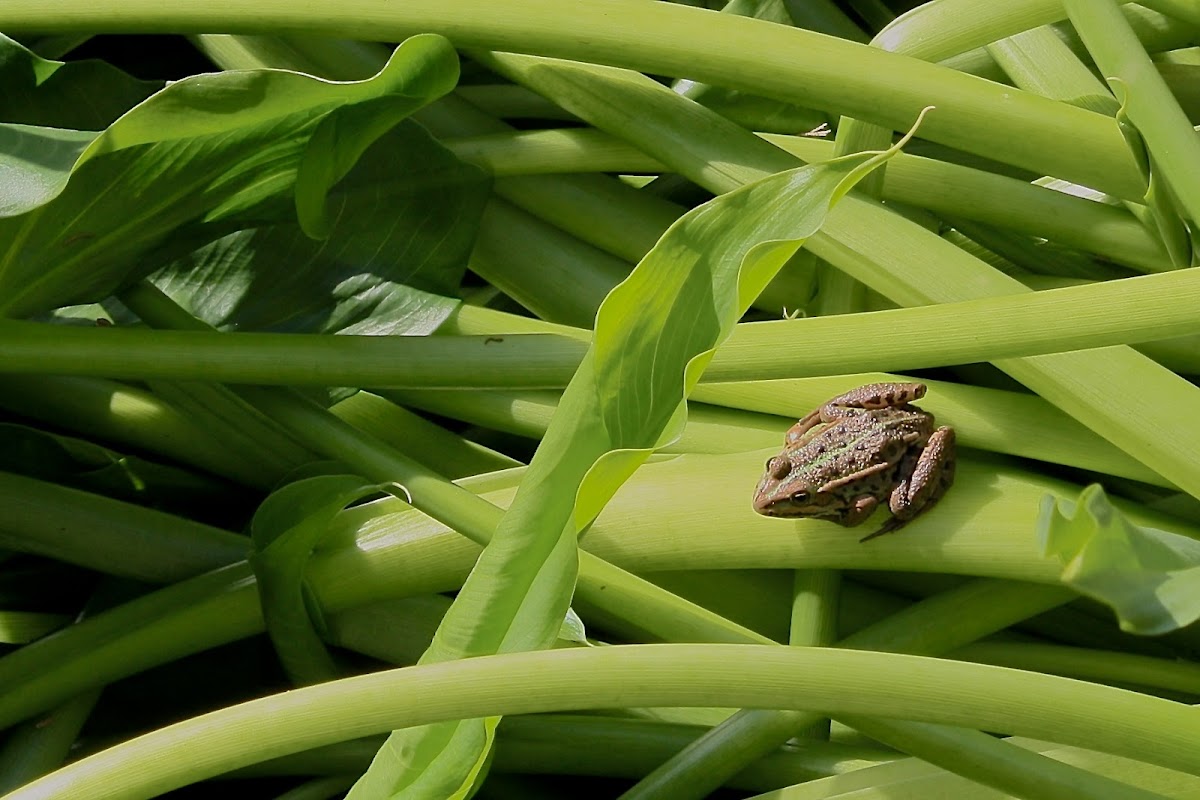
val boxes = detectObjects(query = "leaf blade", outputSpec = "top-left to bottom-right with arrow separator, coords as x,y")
349,139 -> 905,798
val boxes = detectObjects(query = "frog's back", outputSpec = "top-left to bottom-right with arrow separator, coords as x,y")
789,413 -> 909,483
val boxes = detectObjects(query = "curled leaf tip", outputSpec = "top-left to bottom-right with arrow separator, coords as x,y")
382,481 -> 414,505
1039,484 -> 1200,635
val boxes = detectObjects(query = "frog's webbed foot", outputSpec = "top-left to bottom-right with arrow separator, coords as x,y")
885,426 -> 957,522
859,515 -> 909,543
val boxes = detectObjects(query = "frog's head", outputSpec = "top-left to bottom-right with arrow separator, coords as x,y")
752,454 -> 846,519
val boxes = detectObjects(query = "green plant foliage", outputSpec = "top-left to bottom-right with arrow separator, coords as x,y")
347,135 -> 909,797
0,126 -> 98,217
148,121 -> 488,337
0,33 -> 161,128
1040,484 -> 1200,635
0,34 -> 462,319
3,8 -> 1200,800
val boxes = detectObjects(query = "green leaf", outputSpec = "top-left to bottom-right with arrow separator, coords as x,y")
558,607 -> 590,647
0,125 -> 98,218
0,34 -> 461,319
249,474 -> 382,685
147,121 -> 487,336
1039,484 -> 1200,635
0,32 -> 161,129
347,125 -> 911,799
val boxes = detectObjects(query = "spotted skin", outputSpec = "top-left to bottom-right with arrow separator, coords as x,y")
752,383 -> 955,542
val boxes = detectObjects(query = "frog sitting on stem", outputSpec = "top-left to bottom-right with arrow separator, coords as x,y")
752,382 -> 955,542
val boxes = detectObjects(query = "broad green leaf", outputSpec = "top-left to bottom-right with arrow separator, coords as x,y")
249,474 -> 381,685
1039,484 -> 1200,635
0,34 -> 460,319
0,33 -> 160,129
347,128 -> 912,799
0,125 -> 97,218
148,121 -> 487,336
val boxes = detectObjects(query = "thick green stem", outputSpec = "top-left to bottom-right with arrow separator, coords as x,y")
0,0 -> 1143,197
5,267 -> 1200,387
788,569 -> 841,739
836,717 -> 1172,800
618,580 -> 1075,799
0,471 -> 246,582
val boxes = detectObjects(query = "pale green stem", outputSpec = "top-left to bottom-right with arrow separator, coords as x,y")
618,581 -> 1075,800
986,24 -> 1119,114
234,714 -> 894,791
952,641 -> 1200,696
330,392 -> 521,478
0,447 -> 1190,732
788,569 -> 840,739
467,45 -> 1200,506
446,127 -> 1167,272
0,471 -> 246,582
0,375 -> 275,488
1067,0 -> 1200,225
835,717 -> 1172,800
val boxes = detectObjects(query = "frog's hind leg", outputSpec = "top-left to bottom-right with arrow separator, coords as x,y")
887,426 -> 957,521
830,382 -> 926,412
861,428 -> 956,543
787,382 -> 927,444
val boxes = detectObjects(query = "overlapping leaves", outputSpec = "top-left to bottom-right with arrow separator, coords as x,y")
0,34 -> 467,320
347,140 -> 912,798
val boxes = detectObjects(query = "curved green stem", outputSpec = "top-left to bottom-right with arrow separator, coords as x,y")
10,644 -> 1198,800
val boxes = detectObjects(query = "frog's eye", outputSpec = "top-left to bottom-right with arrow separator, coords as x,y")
790,490 -> 810,503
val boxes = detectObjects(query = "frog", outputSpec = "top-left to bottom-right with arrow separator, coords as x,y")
751,382 -> 956,542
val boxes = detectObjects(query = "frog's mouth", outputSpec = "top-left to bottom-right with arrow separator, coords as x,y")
753,493 -> 835,518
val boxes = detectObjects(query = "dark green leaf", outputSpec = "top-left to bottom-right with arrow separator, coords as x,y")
148,122 -> 488,336
0,34 -> 461,319
0,422 -> 237,516
0,33 -> 161,128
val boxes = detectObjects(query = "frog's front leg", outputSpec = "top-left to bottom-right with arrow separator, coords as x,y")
786,382 -> 928,444
841,494 -> 879,527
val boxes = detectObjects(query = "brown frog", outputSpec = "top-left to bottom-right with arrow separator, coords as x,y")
752,382 -> 955,541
